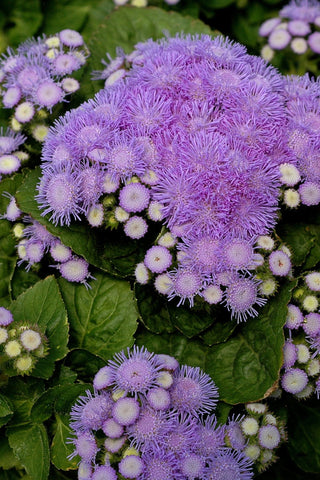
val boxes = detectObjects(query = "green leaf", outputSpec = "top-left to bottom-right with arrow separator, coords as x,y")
135,284 -> 174,334
204,280 -> 297,404
65,348 -> 106,379
51,413 -> 78,470
0,436 -> 22,470
87,6 -> 213,73
31,383 -> 89,423
200,316 -> 237,346
1,377 -> 44,426
288,402 -> 320,473
277,223 -> 316,267
167,302 -> 216,338
7,424 -> 50,480
58,272 -> 138,360
5,0 -> 42,47
0,393 -> 13,428
135,329 -> 208,372
10,266 -> 40,301
10,276 -> 69,379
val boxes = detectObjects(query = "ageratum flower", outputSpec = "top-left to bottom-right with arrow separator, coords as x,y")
38,34 -> 300,319
69,346 -> 259,479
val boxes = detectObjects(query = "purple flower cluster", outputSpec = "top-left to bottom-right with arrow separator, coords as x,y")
37,34 -> 299,320
0,30 -> 87,129
69,346 -> 254,480
0,306 -> 48,375
0,128 -> 26,178
259,0 -> 320,59
1,203 -> 94,287
279,271 -> 320,399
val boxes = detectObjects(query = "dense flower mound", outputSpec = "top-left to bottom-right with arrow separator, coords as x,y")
259,0 -> 320,60
0,29 -> 88,133
0,306 -> 48,375
69,346 -> 253,479
37,34 -> 303,319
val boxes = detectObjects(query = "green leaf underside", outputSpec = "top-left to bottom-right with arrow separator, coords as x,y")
51,413 -> 78,470
10,276 -> 69,379
58,272 -> 138,360
7,424 -> 50,480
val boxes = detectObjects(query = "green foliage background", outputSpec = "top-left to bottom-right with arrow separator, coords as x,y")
0,1 -> 320,479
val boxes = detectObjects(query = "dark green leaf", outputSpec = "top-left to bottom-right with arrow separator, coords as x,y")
135,329 -> 208,372
1,377 -> 44,426
288,402 -> 320,473
5,0 -> 42,47
58,272 -> 138,360
10,266 -> 40,301
277,223 -> 316,267
10,276 -> 69,379
31,383 -> 89,423
200,316 -> 237,346
0,393 -> 13,428
7,424 -> 50,480
168,302 -> 216,338
135,284 -> 174,334
87,6 -> 213,73
51,413 -> 78,470
0,436 -> 22,470
203,280 -> 297,404
65,348 -> 106,380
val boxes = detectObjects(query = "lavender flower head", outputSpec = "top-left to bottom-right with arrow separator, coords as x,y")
69,346 -> 257,479
37,34 -> 300,320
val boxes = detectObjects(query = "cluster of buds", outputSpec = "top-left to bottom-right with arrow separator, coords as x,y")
259,0 -> 320,62
69,346 -> 258,480
0,29 -> 88,137
279,271 -> 320,399
0,307 -> 48,376
236,403 -> 286,473
254,235 -> 293,297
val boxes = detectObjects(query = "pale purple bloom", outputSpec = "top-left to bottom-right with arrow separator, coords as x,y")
299,181 -> 320,205
170,364 -> 219,415
281,367 -> 308,393
107,346 -> 163,397
0,307 -> 14,326
259,18 -> 282,37
144,246 -> 172,273
303,313 -> 320,336
288,19 -> 311,35
283,340 -> 298,368
258,425 -> 281,449
119,183 -> 150,213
